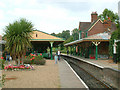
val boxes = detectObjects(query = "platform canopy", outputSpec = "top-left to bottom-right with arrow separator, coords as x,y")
30,30 -> 64,46
64,33 -> 110,46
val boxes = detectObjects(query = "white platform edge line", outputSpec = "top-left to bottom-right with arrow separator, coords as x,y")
65,55 -> 104,69
63,59 -> 89,90
78,58 -> 104,69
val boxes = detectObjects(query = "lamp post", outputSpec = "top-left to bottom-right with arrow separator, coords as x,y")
50,42 -> 54,60
113,39 -> 120,63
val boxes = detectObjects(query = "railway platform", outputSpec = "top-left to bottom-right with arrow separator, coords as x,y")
58,58 -> 88,89
62,54 -> 119,70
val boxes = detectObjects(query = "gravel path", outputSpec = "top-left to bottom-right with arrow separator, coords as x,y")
2,60 -> 60,88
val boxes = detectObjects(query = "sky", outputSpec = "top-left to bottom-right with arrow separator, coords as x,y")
0,0 -> 119,36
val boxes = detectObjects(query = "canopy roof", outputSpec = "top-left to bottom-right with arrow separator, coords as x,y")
31,30 -> 64,42
64,33 -> 110,46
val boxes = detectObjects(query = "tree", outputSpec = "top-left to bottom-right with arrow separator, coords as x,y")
51,33 -> 57,36
63,36 -> 74,44
56,33 -> 62,38
72,28 -> 79,40
109,28 -> 120,62
99,8 -> 119,28
4,18 -> 34,66
61,30 -> 70,40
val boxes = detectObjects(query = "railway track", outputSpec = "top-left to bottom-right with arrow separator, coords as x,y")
61,56 -> 114,89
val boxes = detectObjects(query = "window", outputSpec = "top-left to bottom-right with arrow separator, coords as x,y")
36,33 -> 37,37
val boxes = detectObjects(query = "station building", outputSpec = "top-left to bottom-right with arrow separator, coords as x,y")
65,12 -> 117,60
28,30 -> 64,59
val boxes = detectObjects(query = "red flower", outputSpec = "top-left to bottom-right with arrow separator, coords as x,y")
108,17 -> 110,20
25,56 -> 27,58
40,54 -> 42,56
26,67 -> 30,69
1,57 -> 4,59
30,53 -> 33,56
30,59 -> 33,61
32,57 -> 35,59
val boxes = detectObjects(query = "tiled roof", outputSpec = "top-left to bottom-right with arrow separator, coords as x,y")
31,30 -> 65,41
84,33 -> 110,40
79,22 -> 91,32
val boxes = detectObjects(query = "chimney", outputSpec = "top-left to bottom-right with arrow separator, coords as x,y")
91,12 -> 98,22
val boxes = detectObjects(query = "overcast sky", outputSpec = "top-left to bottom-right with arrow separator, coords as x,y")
0,0 -> 119,35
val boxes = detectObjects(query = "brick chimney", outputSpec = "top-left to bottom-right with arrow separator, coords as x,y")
91,12 -> 98,22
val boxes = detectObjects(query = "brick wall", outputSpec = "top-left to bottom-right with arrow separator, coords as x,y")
88,20 -> 105,36
98,42 -> 109,55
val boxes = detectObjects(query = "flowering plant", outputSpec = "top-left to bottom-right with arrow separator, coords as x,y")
4,64 -> 34,71
24,53 -> 45,65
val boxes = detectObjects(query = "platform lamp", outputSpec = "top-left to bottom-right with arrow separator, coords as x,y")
113,39 -> 120,63
50,41 -> 54,60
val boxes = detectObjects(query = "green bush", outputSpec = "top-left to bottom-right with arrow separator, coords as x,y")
34,55 -> 43,60
23,55 -> 46,65
33,59 -> 46,65
0,59 -> 5,70
23,59 -> 31,64
33,55 -> 46,65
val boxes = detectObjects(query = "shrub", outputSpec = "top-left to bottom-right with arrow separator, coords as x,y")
0,58 -> 5,70
33,55 -> 46,65
23,59 -> 31,64
23,54 -> 46,65
34,59 -> 46,65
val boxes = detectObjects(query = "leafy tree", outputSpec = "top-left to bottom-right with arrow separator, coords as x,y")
51,33 -> 57,36
4,18 -> 34,66
109,28 -> 120,62
61,30 -> 70,40
64,36 -> 74,44
56,33 -> 62,38
99,8 -> 119,28
72,28 -> 79,40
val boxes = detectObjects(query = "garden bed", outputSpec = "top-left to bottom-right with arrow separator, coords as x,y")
2,60 -> 60,88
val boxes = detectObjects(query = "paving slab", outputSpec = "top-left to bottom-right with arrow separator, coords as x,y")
58,58 -> 87,89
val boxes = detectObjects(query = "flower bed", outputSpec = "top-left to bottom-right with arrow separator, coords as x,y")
24,53 -> 46,65
4,64 -> 34,71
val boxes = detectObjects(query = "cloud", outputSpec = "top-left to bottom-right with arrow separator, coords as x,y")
0,1 -> 6,8
0,0 -> 119,35
0,10 -> 5,19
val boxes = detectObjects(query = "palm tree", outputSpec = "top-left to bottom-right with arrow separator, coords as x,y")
4,18 -> 34,66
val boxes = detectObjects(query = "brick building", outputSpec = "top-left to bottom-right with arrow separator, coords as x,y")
65,12 -> 117,60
